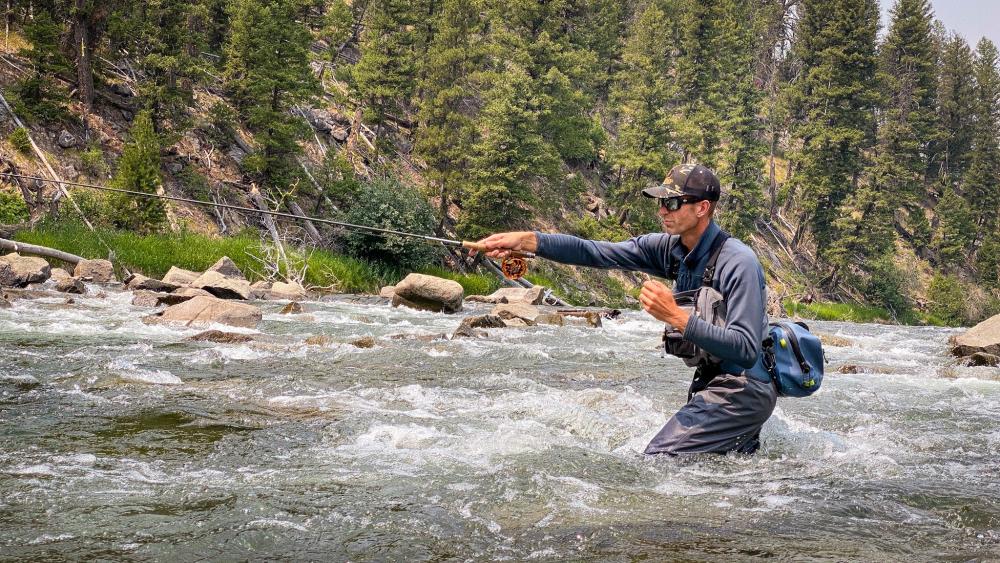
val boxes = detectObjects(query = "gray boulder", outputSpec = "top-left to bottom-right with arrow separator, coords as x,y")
73,259 -> 115,282
191,270 -> 252,300
0,253 -> 51,287
162,266 -> 200,286
145,295 -> 261,329
392,273 -> 463,313
57,129 -> 77,149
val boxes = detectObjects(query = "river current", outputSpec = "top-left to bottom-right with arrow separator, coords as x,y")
1,288 -> 998,561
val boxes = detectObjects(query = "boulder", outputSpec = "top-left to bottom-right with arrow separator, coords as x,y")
188,330 -> 254,344
467,286 -> 546,305
391,273 -> 463,313
351,336 -> 376,348
206,256 -> 246,280
162,266 -> 200,286
966,352 -> 1000,367
145,295 -> 261,329
0,253 -> 51,287
191,270 -> 252,300
379,285 -> 396,299
490,303 -> 543,325
951,314 -> 1000,358
174,287 -> 214,299
535,313 -> 565,326
57,129 -> 77,149
280,302 -> 304,314
132,290 -> 168,308
132,290 -> 196,308
268,281 -> 307,300
54,277 -> 85,294
50,268 -> 72,282
250,280 -> 271,299
817,333 -> 852,348
452,314 -> 506,339
125,273 -> 180,293
73,259 -> 115,283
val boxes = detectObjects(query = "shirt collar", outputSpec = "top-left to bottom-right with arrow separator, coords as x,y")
681,220 -> 720,268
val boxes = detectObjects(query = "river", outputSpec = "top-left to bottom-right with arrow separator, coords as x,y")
1,289 -> 998,561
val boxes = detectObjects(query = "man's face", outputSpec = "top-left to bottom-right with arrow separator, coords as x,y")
657,197 -> 707,236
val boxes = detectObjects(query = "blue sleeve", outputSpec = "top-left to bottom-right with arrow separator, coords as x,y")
534,232 -> 673,277
682,245 -> 767,369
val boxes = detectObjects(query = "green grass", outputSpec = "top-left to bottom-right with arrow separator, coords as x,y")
783,300 -> 949,326
13,222 -> 503,295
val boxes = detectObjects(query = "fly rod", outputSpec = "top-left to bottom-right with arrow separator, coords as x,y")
0,172 -> 533,279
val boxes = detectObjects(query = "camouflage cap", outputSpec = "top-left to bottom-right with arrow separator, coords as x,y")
641,164 -> 721,202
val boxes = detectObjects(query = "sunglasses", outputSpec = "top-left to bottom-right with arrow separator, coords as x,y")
658,196 -> 703,211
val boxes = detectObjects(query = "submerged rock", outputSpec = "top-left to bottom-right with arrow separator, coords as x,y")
73,259 -> 115,283
558,310 -> 603,328
188,330 -> 254,344
0,253 -> 51,287
491,303 -> 542,325
305,334 -> 334,346
392,273 -> 463,314
351,336 -> 376,348
966,352 -> 1000,367
816,333 -> 852,347
145,295 -> 262,329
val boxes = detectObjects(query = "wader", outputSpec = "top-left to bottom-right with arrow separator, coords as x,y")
647,232 -> 777,456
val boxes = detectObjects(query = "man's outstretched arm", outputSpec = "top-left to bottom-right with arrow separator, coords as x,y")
477,231 -> 672,277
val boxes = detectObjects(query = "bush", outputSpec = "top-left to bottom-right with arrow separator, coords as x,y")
80,144 -> 109,177
343,176 -> 440,270
9,127 -> 32,154
0,190 -> 29,224
864,254 -> 913,322
927,273 -> 968,326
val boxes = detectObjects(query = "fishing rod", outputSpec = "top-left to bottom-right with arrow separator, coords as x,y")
0,172 -> 534,279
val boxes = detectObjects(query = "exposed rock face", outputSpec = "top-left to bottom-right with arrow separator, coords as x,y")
269,281 -> 307,300
126,273 -> 180,292
206,256 -> 246,280
145,295 -> 261,329
951,314 -> 1000,358
391,273 -> 463,313
162,266 -> 200,286
466,286 -> 546,305
188,330 -> 254,344
54,277 -> 85,294
0,253 -> 51,287
73,259 -> 115,283
191,270 -> 252,300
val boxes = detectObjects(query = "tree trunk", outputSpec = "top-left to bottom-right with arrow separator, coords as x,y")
0,238 -> 85,264
73,0 -> 95,111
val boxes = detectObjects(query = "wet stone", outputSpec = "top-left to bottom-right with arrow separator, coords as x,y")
188,330 -> 254,344
351,336 -> 376,348
280,302 -> 305,314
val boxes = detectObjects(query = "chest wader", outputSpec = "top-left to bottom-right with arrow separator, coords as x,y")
660,232 -> 731,400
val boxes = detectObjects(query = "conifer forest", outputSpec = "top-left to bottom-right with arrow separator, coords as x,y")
0,0 -> 998,325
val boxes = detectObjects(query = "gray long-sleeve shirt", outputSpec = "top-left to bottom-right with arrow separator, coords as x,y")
535,221 -> 768,374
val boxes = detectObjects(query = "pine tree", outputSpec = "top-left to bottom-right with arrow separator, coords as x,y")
14,10 -> 70,121
936,34 -> 977,181
112,111 -> 166,234
786,0 -> 880,259
934,184 -> 974,266
223,0 -> 318,183
671,0 -> 726,167
966,39 -> 1000,237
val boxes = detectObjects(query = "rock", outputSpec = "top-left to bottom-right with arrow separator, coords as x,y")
387,332 -> 447,342
57,129 -> 77,148
63,297 -> 74,305
503,318 -> 531,328
766,288 -> 786,319
535,313 -> 565,326
145,295 -> 262,329
206,256 -> 246,280
331,127 -> 349,142
188,330 -> 254,344
379,285 -> 396,299
250,280 -> 271,299
3,288 -> 62,300
111,82 -> 133,97
452,314 -> 505,338
305,335 -> 333,346
966,352 -> 1000,367
268,281 -> 306,300
836,364 -> 893,375
0,253 -> 51,287
951,314 -> 1000,358
467,286 -> 546,305
280,302 -> 304,314
227,147 -> 246,164
121,110 -> 133,121
125,273 -> 179,292
490,303 -> 542,325
162,266 -> 200,286
191,270 -> 252,300
816,333 -> 852,347
391,273 -> 463,314
166,162 -> 183,174
54,277 -> 85,294
351,336 -> 376,348
132,290 -> 167,308
174,287 -> 214,298
0,296 -> 10,308
50,268 -> 72,282
559,310 -> 603,328
73,259 -> 115,283
132,290 -> 195,307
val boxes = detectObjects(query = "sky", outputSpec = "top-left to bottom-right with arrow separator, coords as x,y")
879,0 -> 1000,49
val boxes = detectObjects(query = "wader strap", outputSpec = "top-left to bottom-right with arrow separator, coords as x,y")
665,236 -> 679,281
701,232 -> 731,287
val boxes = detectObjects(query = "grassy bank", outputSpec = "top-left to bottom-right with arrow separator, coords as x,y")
13,222 -> 502,296
783,300 -> 950,326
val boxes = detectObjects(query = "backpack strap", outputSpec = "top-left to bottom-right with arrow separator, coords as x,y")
701,231 -> 730,287
665,235 -> 680,281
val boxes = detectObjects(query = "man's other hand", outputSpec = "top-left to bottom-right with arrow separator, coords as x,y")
640,280 -> 690,332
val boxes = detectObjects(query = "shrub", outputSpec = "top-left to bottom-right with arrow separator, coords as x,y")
343,176 -> 440,271
9,127 -> 32,154
0,190 -> 29,224
927,273 -> 968,326
80,144 -> 109,177
864,254 -> 913,322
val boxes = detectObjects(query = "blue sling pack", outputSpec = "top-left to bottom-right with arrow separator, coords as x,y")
758,321 -> 825,397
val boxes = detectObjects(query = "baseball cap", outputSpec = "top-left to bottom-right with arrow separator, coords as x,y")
641,164 -> 721,201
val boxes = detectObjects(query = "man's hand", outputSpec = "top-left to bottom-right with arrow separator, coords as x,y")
473,231 -> 538,258
640,280 -> 690,332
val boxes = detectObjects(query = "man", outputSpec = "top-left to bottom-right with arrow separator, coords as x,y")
476,164 -> 776,455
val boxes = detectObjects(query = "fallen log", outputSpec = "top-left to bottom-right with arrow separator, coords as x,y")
0,238 -> 84,265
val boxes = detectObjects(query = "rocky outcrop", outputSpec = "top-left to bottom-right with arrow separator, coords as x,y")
191,270 -> 252,300
162,266 -> 200,286
73,259 -> 115,282
391,273 -> 464,313
491,303 -> 543,325
145,295 -> 261,329
205,256 -> 246,280
0,253 -> 51,287
951,314 -> 1000,360
125,273 -> 180,293
466,286 -> 546,305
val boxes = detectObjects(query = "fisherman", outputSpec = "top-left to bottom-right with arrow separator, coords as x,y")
476,164 -> 775,455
